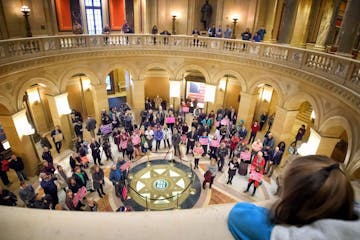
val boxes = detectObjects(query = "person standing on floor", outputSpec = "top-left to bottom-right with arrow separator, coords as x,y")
86,116 -> 97,138
171,129 -> 181,157
203,158 -> 218,190
51,125 -> 63,154
154,125 -> 164,152
227,157 -> 239,185
186,126 -> 198,154
248,121 -> 260,144
92,165 -> 106,198
295,124 -> 306,145
193,142 -> 204,170
9,154 -> 28,181
244,151 -> 265,196
18,181 -> 36,207
267,147 -> 284,177
40,173 -> 58,209
41,146 -> 53,164
259,112 -> 268,131
217,142 -> 229,172
90,138 -> 102,166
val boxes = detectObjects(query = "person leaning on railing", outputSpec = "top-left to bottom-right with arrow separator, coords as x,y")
228,155 -> 360,240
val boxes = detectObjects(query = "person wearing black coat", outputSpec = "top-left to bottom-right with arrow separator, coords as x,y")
40,173 -> 58,209
74,121 -> 83,140
227,157 -> 239,184
90,138 -> 102,165
72,167 -> 88,188
9,154 -> 28,181
186,127 -> 198,154
42,147 -> 53,164
92,165 -> 105,198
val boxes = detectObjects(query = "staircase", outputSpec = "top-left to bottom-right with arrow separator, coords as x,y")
296,102 -> 313,123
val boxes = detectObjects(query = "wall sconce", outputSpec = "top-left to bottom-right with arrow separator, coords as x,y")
27,87 -> 40,104
54,93 -> 72,116
81,79 -> 91,91
12,109 -> 35,138
297,128 -> 320,156
21,5 -> 32,37
231,14 -> 240,39
171,11 -> 179,35
218,79 -> 226,91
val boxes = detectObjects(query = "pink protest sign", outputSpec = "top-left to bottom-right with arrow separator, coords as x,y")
120,141 -> 128,149
250,171 -> 263,182
240,151 -> 251,161
182,107 -> 189,113
199,137 -> 209,145
210,139 -> 219,147
166,117 -> 175,124
221,118 -> 230,126
100,123 -> 112,135
132,135 -> 141,145
72,186 -> 87,206
120,161 -> 131,171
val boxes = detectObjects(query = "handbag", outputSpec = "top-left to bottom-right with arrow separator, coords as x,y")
204,170 -> 212,182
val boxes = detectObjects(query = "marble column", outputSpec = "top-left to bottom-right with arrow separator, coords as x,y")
131,79 -> 145,123
0,111 -> 40,177
215,0 -> 224,28
47,94 -> 74,150
27,88 -> 49,134
263,0 -> 280,42
335,0 -> 360,56
314,0 -> 335,50
316,135 -> 340,157
290,0 -> 312,47
237,92 -> 258,130
271,106 -> 299,143
90,83 -> 109,124
277,0 -> 298,44
186,0 -> 195,34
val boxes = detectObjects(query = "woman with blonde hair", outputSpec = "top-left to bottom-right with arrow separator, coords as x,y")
228,155 -> 360,240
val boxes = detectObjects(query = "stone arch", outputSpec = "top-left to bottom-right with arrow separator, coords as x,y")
99,62 -> 138,83
175,64 -> 211,82
139,63 -> 175,80
318,115 -> 353,168
348,149 -> 360,178
0,96 -> 16,115
283,91 -> 322,130
59,66 -> 100,92
211,70 -> 247,92
15,77 -> 59,111
247,75 -> 285,107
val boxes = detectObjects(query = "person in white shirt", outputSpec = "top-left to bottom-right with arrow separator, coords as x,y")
145,126 -> 154,151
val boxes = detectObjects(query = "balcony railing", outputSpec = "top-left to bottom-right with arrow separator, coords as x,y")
0,34 -> 359,94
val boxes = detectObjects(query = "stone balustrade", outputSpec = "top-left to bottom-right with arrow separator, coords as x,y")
0,203 -> 235,240
0,34 -> 359,94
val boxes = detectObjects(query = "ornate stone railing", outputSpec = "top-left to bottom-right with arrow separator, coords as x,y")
0,34 -> 359,94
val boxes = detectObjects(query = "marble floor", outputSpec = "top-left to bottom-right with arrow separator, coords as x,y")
2,115 -> 359,210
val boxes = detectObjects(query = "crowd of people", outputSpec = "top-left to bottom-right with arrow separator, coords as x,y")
0,97 -> 310,211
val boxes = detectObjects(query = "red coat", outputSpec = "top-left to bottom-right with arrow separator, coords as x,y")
251,123 -> 260,133
249,156 -> 265,187
230,135 -> 240,151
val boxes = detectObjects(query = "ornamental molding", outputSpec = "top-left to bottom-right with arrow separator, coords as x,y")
0,48 -> 359,112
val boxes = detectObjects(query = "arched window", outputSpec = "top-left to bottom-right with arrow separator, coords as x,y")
85,0 -> 103,34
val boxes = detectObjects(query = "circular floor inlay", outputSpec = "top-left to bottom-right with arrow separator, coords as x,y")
126,160 -> 201,210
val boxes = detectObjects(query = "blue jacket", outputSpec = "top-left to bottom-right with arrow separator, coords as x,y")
154,129 -> 164,141
109,169 -> 122,183
228,202 -> 273,240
